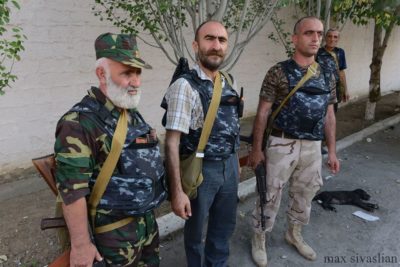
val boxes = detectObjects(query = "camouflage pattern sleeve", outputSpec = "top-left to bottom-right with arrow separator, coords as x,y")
259,63 -> 289,104
54,111 -> 95,205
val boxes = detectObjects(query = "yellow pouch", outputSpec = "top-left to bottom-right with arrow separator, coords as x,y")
180,153 -> 203,199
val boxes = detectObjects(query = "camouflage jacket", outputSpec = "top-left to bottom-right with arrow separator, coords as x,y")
55,87 -> 166,216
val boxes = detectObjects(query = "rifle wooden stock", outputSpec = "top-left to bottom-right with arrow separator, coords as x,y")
32,154 -> 58,196
32,155 -> 106,267
239,134 -> 252,167
32,154 -> 71,266
48,250 -> 70,267
239,155 -> 248,167
47,250 -> 104,267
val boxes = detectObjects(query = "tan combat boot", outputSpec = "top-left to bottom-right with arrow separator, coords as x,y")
285,223 -> 317,261
251,232 -> 268,267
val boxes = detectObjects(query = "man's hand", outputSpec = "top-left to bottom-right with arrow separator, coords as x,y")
70,241 -> 102,267
247,100 -> 272,170
339,70 -> 349,102
324,104 -> 339,174
248,149 -> 265,170
171,191 -> 192,220
165,130 -> 192,220
326,152 -> 340,174
62,198 -> 102,266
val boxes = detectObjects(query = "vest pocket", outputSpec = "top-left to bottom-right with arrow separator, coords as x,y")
98,174 -> 155,212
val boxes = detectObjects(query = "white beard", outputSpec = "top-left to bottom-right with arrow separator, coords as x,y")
105,76 -> 141,109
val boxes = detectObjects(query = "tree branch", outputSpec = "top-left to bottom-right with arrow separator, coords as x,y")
339,1 -> 357,32
272,15 -> 292,55
232,0 -> 250,48
206,0 -> 213,19
380,20 -> 396,58
185,1 -> 198,33
324,0 -> 332,30
223,0 -> 279,68
147,1 -> 182,60
199,1 -> 206,23
136,35 -> 161,49
212,0 -> 229,21
316,0 -> 321,18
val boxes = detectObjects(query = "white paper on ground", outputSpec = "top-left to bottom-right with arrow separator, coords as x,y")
352,210 -> 380,221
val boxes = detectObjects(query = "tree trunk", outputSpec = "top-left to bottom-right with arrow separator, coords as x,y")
316,0 -> 321,18
396,91 -> 400,107
364,18 -> 394,121
323,0 -> 332,30
365,100 -> 377,121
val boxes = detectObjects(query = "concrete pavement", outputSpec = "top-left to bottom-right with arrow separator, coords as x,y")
159,118 -> 400,266
156,113 -> 400,240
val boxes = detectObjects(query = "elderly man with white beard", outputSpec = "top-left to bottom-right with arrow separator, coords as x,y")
54,33 -> 167,267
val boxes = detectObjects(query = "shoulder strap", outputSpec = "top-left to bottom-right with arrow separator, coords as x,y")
266,61 -> 319,137
195,72 -> 223,157
220,70 -> 233,87
327,50 -> 339,68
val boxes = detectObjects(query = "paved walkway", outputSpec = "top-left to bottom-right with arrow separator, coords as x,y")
159,119 -> 400,266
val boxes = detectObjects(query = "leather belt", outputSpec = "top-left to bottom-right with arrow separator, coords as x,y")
270,128 -> 298,139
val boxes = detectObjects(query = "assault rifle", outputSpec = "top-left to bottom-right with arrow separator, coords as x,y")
239,135 -> 269,231
32,154 -> 105,267
254,161 -> 268,230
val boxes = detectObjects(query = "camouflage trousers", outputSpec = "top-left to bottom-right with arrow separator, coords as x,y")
252,135 -> 323,234
94,211 -> 160,266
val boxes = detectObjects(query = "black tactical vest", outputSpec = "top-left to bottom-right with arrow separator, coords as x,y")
70,95 -> 167,215
273,59 -> 331,140
162,69 -> 240,160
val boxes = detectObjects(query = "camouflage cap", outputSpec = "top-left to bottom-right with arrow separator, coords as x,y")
95,33 -> 152,69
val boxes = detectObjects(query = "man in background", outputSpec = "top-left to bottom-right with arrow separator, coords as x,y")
317,28 -> 349,112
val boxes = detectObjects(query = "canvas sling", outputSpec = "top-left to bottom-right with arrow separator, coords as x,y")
180,72 -> 223,199
87,109 -> 134,234
327,50 -> 339,68
326,49 -> 345,102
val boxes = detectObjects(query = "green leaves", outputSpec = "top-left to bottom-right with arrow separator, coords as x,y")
0,0 -> 26,95
92,0 -> 182,38
332,0 -> 400,29
11,0 -> 20,9
268,14 -> 294,57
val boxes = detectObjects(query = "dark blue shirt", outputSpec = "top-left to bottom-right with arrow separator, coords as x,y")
318,47 -> 347,71
333,47 -> 347,70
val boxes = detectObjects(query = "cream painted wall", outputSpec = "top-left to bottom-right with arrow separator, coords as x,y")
331,22 -> 400,100
0,1 -> 399,174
